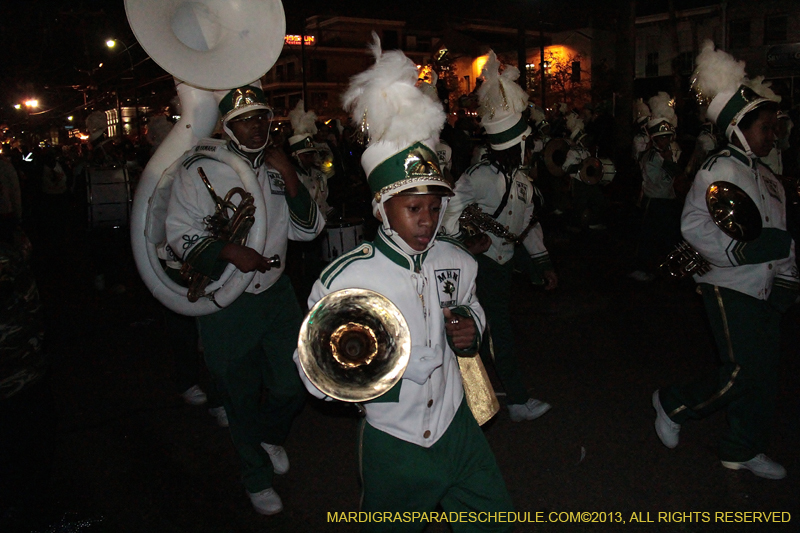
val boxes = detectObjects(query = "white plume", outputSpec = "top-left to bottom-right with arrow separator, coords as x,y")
288,100 -> 318,136
743,76 -> 781,103
530,105 -> 546,125
691,40 -> 746,100
342,32 -> 445,147
559,102 -> 569,115
633,98 -> 651,122
565,112 -> 584,134
477,50 -> 529,119
648,92 -> 677,127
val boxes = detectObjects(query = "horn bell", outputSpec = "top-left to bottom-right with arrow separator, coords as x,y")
298,289 -> 411,402
125,0 -> 286,90
706,181 -> 762,242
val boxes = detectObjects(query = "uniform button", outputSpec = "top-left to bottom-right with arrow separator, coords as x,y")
427,399 -> 433,408
255,283 -> 261,289
498,255 -> 502,260
765,216 -> 770,222
768,264 -> 773,270
508,211 -> 512,215
423,430 -> 431,439
762,195 -> 765,199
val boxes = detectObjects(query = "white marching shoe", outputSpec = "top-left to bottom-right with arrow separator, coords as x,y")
721,454 -> 787,480
247,487 -> 283,515
652,390 -> 680,448
508,398 -> 552,422
261,443 -> 290,475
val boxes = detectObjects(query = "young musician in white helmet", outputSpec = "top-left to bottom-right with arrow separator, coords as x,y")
294,36 -> 514,528
441,51 -> 557,423
165,85 -> 325,514
653,41 -> 798,480
629,92 -> 683,282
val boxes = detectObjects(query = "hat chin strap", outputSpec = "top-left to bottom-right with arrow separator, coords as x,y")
731,125 -> 754,157
223,120 -> 272,154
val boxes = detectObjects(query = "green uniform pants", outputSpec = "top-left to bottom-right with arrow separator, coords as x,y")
476,255 -> 530,405
659,284 -> 782,462
360,399 -> 514,532
198,275 -> 306,492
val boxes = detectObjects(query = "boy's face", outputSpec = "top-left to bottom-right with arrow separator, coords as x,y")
741,109 -> 778,158
382,194 -> 443,251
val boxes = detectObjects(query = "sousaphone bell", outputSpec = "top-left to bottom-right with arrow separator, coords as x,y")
297,289 -> 411,402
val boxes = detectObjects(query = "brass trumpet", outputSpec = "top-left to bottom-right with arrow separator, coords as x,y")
297,289 -> 411,402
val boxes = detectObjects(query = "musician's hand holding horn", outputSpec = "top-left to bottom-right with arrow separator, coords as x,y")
443,307 -> 477,351
220,243 -> 278,273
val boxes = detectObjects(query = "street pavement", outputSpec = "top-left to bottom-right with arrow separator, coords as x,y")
12,202 -> 800,533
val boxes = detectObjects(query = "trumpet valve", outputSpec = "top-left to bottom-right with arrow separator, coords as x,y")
330,322 -> 379,368
266,254 -> 281,269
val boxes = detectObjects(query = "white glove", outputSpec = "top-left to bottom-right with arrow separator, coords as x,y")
402,345 -> 443,385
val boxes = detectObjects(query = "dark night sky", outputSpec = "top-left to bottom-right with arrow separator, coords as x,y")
0,0 -> 718,125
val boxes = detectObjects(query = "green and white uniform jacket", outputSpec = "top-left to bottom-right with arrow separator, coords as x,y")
166,141 -> 324,294
295,230 -> 485,447
441,160 -> 552,270
683,144 -> 798,300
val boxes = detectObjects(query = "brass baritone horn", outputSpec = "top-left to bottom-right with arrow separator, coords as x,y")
660,181 -> 762,278
297,289 -> 411,402
180,167 -> 280,302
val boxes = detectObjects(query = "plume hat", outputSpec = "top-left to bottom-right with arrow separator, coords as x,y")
477,51 -> 532,151
646,92 -> 677,138
691,40 -> 780,152
287,100 -> 319,155
342,33 -> 451,202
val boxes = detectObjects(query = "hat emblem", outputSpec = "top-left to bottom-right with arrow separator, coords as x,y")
404,148 -> 442,180
232,88 -> 260,110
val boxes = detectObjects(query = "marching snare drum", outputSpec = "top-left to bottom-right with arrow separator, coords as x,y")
599,158 -> 616,185
321,217 -> 364,262
86,166 -> 132,229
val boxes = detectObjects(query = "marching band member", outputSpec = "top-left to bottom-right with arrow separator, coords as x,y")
295,36 -> 514,529
562,114 -> 606,230
418,73 -> 455,184
442,51 -> 556,423
760,110 -> 792,177
165,85 -> 324,514
629,92 -> 682,282
653,41 -> 798,480
632,98 -> 651,163
287,100 -> 333,217
685,108 -> 723,180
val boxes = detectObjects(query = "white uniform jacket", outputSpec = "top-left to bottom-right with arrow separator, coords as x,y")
683,145 -> 798,299
166,141 -> 325,294
640,148 -> 676,200
563,144 -> 592,182
441,160 -> 550,267
295,230 -> 485,448
295,162 -> 331,217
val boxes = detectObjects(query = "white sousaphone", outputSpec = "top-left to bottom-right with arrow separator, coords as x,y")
126,0 -> 285,316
